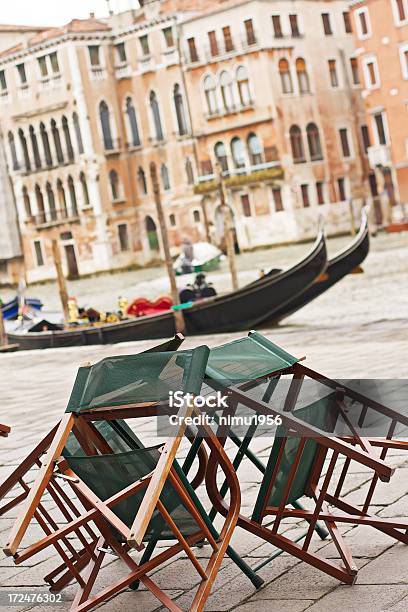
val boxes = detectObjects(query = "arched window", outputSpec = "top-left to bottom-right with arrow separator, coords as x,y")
18,129 -> 30,171
40,123 -> 52,167
296,58 -> 310,94
22,186 -> 31,217
57,179 -> 68,218
193,209 -> 200,223
279,59 -> 293,94
125,97 -> 141,147
72,112 -> 84,154
29,125 -> 41,169
220,71 -> 234,111
185,157 -> 194,185
138,167 -> 147,194
35,184 -> 45,223
231,136 -> 246,169
169,213 -> 176,227
8,132 -> 18,170
68,176 -> 78,216
161,163 -> 170,190
46,182 -> 57,220
204,75 -> 217,115
62,116 -> 74,161
109,169 -> 120,200
236,66 -> 251,106
173,84 -> 188,136
149,91 -> 164,141
51,119 -> 64,164
247,133 -> 263,166
214,141 -> 229,173
79,172 -> 90,206
306,123 -> 323,161
99,101 -> 113,149
289,125 -> 305,163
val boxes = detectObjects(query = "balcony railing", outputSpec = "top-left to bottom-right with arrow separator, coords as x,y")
103,138 -> 122,153
30,208 -> 80,228
115,63 -> 131,79
194,160 -> 283,194
138,55 -> 155,74
90,66 -> 106,81
367,145 -> 391,168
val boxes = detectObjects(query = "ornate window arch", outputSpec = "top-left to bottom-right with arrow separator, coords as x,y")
99,100 -> 114,149
8,132 -> 18,170
18,128 -> 31,171
138,167 -> 147,194
46,182 -> 57,220
296,58 -> 311,94
289,125 -> 306,163
185,157 -> 194,185
214,141 -> 229,173
125,97 -> 141,147
72,112 -> 84,154
231,136 -> 246,169
220,70 -> 234,110
79,172 -> 90,206
29,125 -> 41,169
57,179 -> 68,217
40,123 -> 53,166
203,75 -> 217,115
22,186 -> 31,217
173,84 -> 188,136
109,169 -> 120,200
161,163 -> 171,190
279,58 -> 293,94
35,184 -> 45,223
62,116 -> 74,161
68,175 -> 78,215
306,123 -> 323,161
51,119 -> 64,163
236,65 -> 251,106
247,133 -> 263,166
149,91 -> 164,141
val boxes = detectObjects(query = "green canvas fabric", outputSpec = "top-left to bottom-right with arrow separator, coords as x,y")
63,420 -> 143,457
206,332 -> 299,387
65,446 -> 199,541
253,393 -> 337,518
66,346 -> 209,413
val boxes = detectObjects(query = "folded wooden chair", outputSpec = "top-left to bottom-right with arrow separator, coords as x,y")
200,332 -> 408,577
3,341 -> 261,610
0,334 -> 185,518
205,390 -> 408,585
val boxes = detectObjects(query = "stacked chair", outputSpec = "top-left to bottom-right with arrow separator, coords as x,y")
1,332 -> 407,611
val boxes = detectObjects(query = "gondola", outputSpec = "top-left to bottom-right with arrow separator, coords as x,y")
6,232 -> 327,350
258,210 -> 370,326
1,296 -> 43,320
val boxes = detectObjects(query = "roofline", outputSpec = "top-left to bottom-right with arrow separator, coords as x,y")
0,24 -> 50,32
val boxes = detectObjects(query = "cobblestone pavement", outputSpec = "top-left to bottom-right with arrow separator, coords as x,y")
0,232 -> 407,611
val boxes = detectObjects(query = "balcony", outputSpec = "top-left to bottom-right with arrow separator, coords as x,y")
29,208 -> 80,229
194,161 -> 284,195
103,138 -> 122,155
162,47 -> 179,67
17,84 -> 30,98
0,90 -> 9,104
367,145 -> 392,168
115,63 -> 131,79
90,66 -> 106,81
39,74 -> 62,91
138,55 -> 155,74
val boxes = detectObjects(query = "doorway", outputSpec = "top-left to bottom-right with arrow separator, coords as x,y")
64,244 -> 79,279
145,216 -> 159,252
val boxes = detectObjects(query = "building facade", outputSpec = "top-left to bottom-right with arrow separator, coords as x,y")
0,0 -> 372,283
350,0 -> 408,218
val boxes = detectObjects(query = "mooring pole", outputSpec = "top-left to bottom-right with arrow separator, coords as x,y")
150,162 -> 185,334
216,162 -> 238,291
51,239 -> 69,324
0,300 -> 6,346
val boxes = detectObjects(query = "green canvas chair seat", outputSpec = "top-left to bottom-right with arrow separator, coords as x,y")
65,446 -> 200,541
252,394 -> 335,520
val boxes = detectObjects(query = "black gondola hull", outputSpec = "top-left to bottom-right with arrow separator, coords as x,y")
6,233 -> 327,350
259,214 -> 370,326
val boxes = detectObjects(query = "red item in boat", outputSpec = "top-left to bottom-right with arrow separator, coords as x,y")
127,296 -> 173,317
